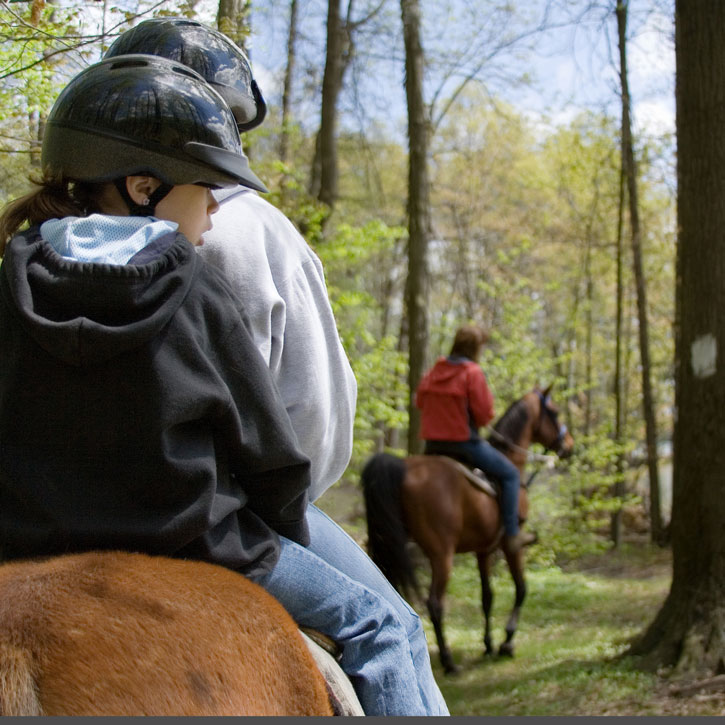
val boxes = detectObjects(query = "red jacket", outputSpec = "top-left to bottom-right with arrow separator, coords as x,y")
415,356 -> 495,441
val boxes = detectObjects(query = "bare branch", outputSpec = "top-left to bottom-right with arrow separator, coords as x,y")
429,8 -> 572,132
0,0 -> 167,80
346,0 -> 386,32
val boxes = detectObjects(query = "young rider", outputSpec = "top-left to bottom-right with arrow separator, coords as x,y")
0,54 -> 435,715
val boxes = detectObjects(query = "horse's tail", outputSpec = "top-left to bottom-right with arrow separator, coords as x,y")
361,452 -> 420,600
0,642 -> 43,715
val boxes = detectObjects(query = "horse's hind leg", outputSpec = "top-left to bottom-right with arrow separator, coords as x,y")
499,549 -> 527,657
476,552 -> 495,656
426,552 -> 458,674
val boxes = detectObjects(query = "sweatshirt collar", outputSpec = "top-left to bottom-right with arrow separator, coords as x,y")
41,214 -> 178,266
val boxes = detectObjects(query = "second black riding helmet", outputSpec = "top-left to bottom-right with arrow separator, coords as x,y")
105,17 -> 267,132
41,54 -> 267,193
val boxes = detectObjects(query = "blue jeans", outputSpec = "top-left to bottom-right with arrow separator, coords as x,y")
460,439 -> 521,535
252,504 -> 449,716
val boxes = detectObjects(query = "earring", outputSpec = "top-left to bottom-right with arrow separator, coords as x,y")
141,197 -> 150,206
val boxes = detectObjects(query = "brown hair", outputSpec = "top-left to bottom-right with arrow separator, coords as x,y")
0,174 -> 101,256
449,324 -> 489,361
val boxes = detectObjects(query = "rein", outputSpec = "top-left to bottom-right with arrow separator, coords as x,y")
485,425 -> 555,464
484,425 -> 555,489
485,392 -> 568,487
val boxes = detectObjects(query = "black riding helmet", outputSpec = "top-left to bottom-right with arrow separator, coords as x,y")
41,54 -> 268,208
105,18 -> 267,132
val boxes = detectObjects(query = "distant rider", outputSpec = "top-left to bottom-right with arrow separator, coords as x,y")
416,325 -> 536,552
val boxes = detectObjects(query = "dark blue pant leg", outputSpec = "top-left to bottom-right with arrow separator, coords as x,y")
459,439 -> 521,536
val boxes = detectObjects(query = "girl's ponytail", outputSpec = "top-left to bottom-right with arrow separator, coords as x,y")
0,175 -> 88,256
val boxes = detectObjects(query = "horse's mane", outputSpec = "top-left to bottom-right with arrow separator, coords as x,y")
488,397 -> 530,452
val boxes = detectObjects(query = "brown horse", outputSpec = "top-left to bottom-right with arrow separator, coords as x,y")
362,386 -> 574,673
0,550 -> 333,716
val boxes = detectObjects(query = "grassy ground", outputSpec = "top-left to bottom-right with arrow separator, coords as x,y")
423,544 -> 725,716
319,482 -> 725,716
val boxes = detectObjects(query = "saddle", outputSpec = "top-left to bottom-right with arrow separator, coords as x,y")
439,456 -> 499,498
299,628 -> 364,716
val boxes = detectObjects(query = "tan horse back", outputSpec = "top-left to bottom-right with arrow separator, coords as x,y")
0,550 -> 333,716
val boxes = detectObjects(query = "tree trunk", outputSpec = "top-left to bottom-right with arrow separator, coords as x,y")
629,0 -> 725,674
217,0 -> 255,159
279,0 -> 298,166
400,0 -> 430,454
216,0 -> 251,49
584,234 -> 593,437
616,0 -> 662,543
29,110 -> 44,168
309,0 -> 350,211
611,162 -> 626,546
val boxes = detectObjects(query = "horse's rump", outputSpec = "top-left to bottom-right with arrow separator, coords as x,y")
402,455 -> 503,554
0,551 -> 333,716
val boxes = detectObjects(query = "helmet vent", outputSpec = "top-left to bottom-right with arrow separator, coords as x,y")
170,64 -> 199,80
108,57 -> 150,70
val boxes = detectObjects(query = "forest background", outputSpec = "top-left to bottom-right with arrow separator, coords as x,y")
7,2 -> 725,714
0,0 -> 676,567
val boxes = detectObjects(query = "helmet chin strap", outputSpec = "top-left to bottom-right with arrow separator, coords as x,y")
114,178 -> 174,216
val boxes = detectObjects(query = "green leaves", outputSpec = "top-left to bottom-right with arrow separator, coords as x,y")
312,220 -> 410,467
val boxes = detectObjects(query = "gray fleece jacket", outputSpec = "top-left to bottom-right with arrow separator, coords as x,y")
200,188 -> 357,501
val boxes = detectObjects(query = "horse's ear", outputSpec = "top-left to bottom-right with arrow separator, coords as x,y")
541,383 -> 553,398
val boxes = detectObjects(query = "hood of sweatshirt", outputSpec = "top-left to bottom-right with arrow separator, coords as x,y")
0,226 -> 199,367
417,355 -> 480,399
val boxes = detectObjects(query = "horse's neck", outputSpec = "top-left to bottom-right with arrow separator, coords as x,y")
504,397 -> 536,472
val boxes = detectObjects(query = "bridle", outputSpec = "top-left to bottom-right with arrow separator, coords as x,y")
535,392 -> 569,457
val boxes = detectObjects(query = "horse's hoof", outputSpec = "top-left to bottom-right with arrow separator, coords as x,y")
498,642 -> 514,657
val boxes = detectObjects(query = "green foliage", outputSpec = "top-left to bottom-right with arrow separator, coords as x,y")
0,3 -> 81,202
526,434 -> 640,565
263,158 -> 329,246
478,271 -> 564,402
312,220 -> 410,468
335,129 -> 408,228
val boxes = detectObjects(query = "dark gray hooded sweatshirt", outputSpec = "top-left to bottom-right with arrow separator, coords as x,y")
0,227 -> 310,578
